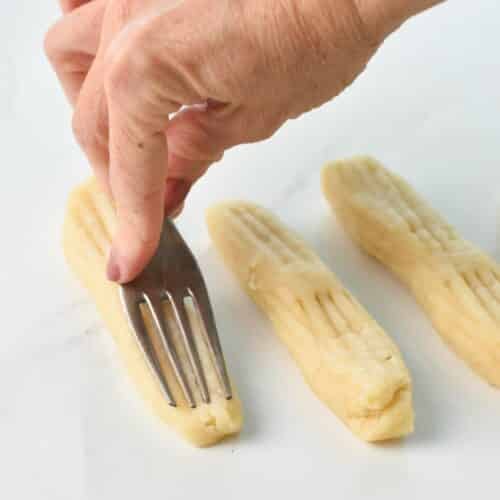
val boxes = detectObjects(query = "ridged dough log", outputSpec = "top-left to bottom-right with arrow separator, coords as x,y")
63,178 -> 242,447
322,156 -> 500,386
207,201 -> 413,441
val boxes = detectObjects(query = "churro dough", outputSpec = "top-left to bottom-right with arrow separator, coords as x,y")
322,156 -> 500,386
207,201 -> 413,441
63,178 -> 242,446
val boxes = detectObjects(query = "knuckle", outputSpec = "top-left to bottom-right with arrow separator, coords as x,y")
136,16 -> 203,105
104,28 -> 150,104
43,23 -> 61,64
104,24 -> 185,128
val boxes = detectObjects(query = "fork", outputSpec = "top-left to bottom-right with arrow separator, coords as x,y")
119,217 -> 233,408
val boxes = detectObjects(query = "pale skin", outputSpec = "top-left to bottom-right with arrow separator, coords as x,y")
46,0 -> 443,283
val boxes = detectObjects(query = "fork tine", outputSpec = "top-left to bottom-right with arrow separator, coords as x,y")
143,293 -> 196,408
119,218 -> 234,409
120,290 -> 177,407
190,284 -> 233,401
169,294 -> 211,405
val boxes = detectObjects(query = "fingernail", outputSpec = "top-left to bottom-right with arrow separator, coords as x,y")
106,248 -> 121,282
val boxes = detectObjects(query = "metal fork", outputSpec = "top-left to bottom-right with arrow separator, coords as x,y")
119,217 -> 232,408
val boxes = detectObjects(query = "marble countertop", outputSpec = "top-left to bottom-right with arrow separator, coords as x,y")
1,1 -> 500,499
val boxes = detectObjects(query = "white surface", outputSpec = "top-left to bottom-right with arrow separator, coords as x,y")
1,1 -> 499,499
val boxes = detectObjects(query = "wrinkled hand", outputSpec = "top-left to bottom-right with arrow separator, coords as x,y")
45,0 -> 439,283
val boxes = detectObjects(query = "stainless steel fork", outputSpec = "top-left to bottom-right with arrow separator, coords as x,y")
119,218 -> 232,408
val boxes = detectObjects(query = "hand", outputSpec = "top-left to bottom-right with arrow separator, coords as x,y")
45,0 -> 441,283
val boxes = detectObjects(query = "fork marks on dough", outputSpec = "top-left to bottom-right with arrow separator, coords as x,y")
351,162 -> 461,253
83,191 -> 112,246
229,206 -> 312,265
460,269 -> 500,323
72,209 -> 105,257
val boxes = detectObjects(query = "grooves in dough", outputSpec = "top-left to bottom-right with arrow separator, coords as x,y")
206,201 -> 413,442
63,178 -> 242,447
322,156 -> 500,386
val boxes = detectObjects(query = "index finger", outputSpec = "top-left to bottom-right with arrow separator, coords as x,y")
107,114 -> 169,283
104,73 -> 180,283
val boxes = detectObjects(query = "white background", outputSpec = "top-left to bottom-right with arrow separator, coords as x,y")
1,1 -> 499,499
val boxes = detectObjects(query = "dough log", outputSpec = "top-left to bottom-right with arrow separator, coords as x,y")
207,201 -> 413,441
322,156 -> 500,386
63,178 -> 242,447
